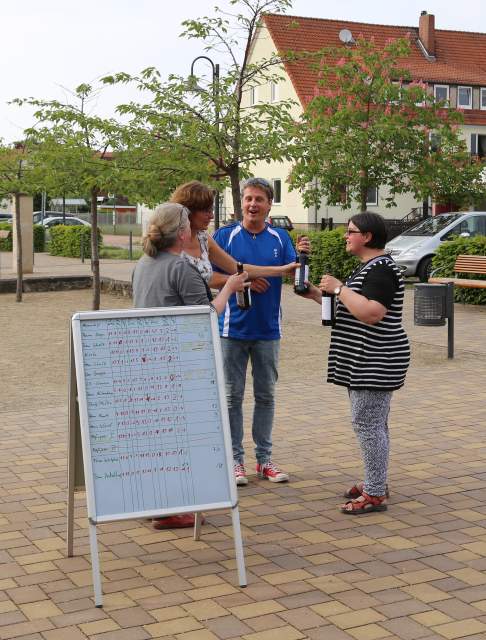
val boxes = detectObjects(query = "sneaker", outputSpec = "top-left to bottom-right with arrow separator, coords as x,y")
234,463 -> 248,486
256,460 -> 289,483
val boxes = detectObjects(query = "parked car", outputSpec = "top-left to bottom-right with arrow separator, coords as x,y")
42,216 -> 91,228
0,213 -> 13,223
385,212 -> 486,281
267,215 -> 293,231
41,216 -> 91,238
33,210 -> 75,224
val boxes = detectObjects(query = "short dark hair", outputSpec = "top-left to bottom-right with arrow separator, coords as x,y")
349,212 -> 387,249
240,177 -> 274,201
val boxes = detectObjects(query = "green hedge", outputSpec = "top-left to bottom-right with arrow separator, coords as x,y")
49,225 -> 101,258
431,236 -> 486,305
289,228 -> 359,284
0,223 -> 46,252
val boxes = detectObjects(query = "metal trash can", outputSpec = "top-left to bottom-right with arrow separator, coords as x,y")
414,282 -> 455,358
414,283 -> 448,326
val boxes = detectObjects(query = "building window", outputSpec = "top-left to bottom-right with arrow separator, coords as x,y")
434,85 -> 449,105
249,86 -> 258,105
366,186 -> 378,206
458,86 -> 472,109
270,81 -> 278,103
480,88 -> 486,110
472,134 -> 486,159
272,179 -> 282,204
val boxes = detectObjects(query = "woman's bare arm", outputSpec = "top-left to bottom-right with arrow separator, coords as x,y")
208,235 -> 298,279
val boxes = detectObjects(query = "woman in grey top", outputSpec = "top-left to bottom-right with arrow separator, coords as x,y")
133,202 -> 246,314
132,203 -> 247,531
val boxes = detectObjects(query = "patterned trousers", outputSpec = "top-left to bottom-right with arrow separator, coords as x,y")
348,389 -> 393,497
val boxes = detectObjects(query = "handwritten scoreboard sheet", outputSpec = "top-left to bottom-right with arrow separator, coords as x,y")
72,307 -> 234,522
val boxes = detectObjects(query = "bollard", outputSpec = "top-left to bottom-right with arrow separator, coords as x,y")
446,282 -> 454,359
80,236 -> 85,263
129,231 -> 133,260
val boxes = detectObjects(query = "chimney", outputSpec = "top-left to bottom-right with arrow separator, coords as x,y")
419,11 -> 435,56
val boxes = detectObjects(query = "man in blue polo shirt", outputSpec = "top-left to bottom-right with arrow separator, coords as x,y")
213,177 -> 307,486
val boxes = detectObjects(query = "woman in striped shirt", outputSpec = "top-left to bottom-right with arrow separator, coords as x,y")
304,212 -> 410,514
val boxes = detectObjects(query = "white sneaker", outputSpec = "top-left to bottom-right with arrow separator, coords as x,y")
234,462 -> 248,486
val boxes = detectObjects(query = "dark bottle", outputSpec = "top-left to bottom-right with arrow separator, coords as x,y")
321,292 -> 335,327
236,262 -> 251,310
294,251 -> 310,295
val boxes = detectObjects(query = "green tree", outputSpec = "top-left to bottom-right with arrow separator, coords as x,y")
290,36 -> 486,212
103,0 -> 298,220
13,84 -> 133,310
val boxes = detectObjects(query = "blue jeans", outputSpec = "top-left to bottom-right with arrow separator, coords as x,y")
220,338 -> 280,465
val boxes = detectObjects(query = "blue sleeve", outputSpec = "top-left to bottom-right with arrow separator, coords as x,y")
282,231 -> 297,263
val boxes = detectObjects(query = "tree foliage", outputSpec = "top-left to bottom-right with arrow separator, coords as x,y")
103,0 -> 298,218
290,36 -> 486,212
13,84 -> 132,310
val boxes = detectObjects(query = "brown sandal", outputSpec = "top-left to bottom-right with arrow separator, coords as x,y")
344,481 -> 389,500
341,491 -> 388,515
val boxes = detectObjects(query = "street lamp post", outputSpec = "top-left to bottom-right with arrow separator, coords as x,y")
189,55 -> 221,230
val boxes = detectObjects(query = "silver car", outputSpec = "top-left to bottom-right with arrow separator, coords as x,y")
385,212 -> 486,281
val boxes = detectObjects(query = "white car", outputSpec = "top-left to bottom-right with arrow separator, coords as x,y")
42,216 -> 91,229
33,211 -> 76,224
386,212 -> 486,281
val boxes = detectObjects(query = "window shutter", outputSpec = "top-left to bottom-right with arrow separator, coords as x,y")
471,134 -> 478,155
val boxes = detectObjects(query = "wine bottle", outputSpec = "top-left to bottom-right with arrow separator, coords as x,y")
236,262 -> 251,310
294,251 -> 309,295
321,292 -> 335,327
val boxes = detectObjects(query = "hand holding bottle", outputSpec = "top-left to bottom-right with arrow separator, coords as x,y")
225,270 -> 248,294
296,235 -> 311,254
319,274 -> 343,295
294,235 -> 310,295
236,262 -> 251,309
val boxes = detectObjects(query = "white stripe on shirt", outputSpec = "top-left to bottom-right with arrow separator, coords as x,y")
222,301 -> 231,337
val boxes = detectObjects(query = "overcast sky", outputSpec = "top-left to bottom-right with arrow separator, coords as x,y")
1,0 -> 484,143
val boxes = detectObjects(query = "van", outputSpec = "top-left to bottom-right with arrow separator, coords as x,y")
385,212 -> 486,281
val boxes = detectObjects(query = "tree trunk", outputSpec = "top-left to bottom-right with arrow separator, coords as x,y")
91,187 -> 100,310
14,193 -> 22,303
229,169 -> 242,220
360,187 -> 368,213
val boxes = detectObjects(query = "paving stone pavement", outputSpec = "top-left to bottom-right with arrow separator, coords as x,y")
1,282 -> 486,640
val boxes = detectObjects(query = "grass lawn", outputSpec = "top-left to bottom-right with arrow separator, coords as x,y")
99,246 -> 142,260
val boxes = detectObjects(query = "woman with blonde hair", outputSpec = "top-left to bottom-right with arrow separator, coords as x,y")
133,202 -> 246,314
132,203 -> 247,530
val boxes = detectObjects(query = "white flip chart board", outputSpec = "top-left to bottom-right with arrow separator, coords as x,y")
71,306 -> 237,524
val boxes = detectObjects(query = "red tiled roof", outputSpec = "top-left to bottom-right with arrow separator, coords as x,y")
263,14 -> 486,124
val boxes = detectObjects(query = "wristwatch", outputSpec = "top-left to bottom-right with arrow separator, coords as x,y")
334,285 -> 343,296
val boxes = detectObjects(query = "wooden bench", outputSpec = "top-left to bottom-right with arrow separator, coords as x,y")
428,254 -> 486,289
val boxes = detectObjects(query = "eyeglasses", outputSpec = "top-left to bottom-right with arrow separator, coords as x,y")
345,229 -> 362,235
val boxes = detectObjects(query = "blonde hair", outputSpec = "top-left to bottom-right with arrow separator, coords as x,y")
143,203 -> 190,257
